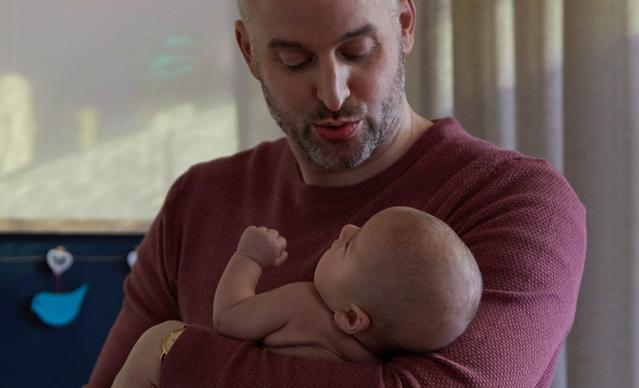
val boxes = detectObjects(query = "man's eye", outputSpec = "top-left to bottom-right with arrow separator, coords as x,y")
340,39 -> 375,62
342,52 -> 368,61
280,54 -> 312,69
285,60 -> 311,69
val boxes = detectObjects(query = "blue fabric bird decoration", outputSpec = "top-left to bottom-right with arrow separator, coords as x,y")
31,283 -> 89,328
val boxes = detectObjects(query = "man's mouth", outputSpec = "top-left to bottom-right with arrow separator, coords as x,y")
313,120 -> 361,142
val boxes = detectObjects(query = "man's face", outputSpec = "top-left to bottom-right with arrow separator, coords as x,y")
240,0 -> 408,172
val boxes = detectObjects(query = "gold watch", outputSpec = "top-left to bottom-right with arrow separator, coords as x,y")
160,325 -> 187,363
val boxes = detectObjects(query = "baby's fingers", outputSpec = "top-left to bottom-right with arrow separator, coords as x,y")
265,227 -> 281,239
275,250 -> 288,266
276,235 -> 287,248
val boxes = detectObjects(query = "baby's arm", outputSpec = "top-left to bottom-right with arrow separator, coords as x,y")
213,226 -> 289,341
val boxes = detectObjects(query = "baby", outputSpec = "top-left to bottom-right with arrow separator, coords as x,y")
213,206 -> 482,362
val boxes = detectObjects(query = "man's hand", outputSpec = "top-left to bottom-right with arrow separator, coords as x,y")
236,226 -> 288,269
111,320 -> 187,388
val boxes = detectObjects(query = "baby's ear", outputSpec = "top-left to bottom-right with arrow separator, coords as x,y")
333,304 -> 370,335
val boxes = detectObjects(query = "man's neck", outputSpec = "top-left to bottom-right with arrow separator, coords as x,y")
292,104 -> 434,187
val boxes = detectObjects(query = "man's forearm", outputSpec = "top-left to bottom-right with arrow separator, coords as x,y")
111,320 -> 187,388
160,324 -> 385,388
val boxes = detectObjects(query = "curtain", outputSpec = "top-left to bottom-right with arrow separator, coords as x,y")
406,0 -> 638,386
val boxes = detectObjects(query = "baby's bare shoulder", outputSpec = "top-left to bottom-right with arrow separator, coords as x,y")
263,282 -> 378,363
272,282 -> 328,312
262,282 -> 336,345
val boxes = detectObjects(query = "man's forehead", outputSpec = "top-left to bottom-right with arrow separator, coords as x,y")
245,0 -> 392,42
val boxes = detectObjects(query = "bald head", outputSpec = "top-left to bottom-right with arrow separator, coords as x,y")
347,207 -> 483,353
236,0 -> 250,22
236,0 -> 400,23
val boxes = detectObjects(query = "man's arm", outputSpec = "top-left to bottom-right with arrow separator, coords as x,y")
85,173 -> 192,388
158,158 -> 586,387
91,158 -> 586,388
213,226 -> 289,340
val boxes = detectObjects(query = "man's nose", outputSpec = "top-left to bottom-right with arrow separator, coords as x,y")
315,59 -> 351,112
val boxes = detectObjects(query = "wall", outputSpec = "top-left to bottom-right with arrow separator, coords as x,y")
0,234 -> 142,387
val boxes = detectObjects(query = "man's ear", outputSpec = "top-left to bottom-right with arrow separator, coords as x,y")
333,304 -> 371,335
235,20 -> 260,79
397,0 -> 416,54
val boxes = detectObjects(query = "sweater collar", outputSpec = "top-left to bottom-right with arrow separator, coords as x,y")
283,117 -> 463,202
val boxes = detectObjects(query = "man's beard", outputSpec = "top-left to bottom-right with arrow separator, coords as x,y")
260,49 -> 406,172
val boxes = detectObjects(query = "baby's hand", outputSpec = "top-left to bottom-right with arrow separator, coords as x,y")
236,226 -> 288,269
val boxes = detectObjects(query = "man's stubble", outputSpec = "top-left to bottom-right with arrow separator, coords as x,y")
259,49 -> 407,173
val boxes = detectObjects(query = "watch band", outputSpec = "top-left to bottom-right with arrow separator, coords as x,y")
160,325 -> 188,363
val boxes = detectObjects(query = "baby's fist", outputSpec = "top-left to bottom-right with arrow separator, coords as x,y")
236,226 -> 288,268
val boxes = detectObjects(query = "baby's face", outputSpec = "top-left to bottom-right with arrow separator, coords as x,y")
314,217 -> 390,311
314,223 -> 362,311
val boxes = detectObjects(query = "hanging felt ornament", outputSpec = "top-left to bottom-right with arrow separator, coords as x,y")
46,246 -> 73,292
127,248 -> 138,268
31,246 -> 89,328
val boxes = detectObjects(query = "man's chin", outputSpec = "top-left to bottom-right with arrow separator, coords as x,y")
287,126 -> 374,171
306,149 -> 370,172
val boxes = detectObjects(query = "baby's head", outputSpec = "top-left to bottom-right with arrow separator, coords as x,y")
314,206 -> 482,354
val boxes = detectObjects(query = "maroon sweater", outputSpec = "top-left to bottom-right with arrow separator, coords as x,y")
88,117 -> 586,387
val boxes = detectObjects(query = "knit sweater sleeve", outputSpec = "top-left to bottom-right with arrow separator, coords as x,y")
85,177 -> 184,388
159,157 -> 587,387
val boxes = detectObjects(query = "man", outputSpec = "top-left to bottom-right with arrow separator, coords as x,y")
88,0 -> 586,386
